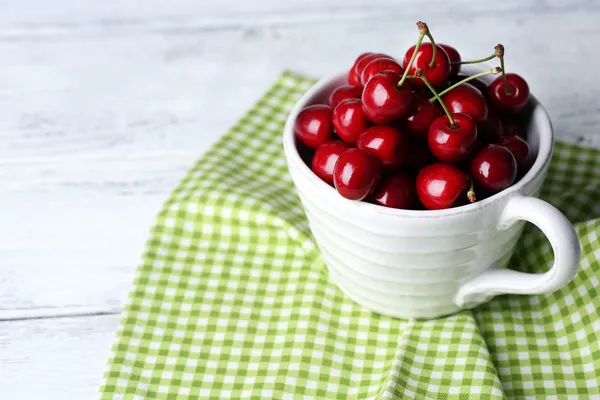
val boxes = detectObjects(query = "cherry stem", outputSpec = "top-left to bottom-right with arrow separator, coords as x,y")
451,52 -> 496,65
416,69 -> 455,128
424,29 -> 437,68
467,178 -> 476,203
429,67 -> 502,103
396,21 -> 427,88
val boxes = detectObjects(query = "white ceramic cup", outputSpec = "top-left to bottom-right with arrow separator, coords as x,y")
283,66 -> 581,319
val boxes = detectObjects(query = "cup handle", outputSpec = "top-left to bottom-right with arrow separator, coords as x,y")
455,194 -> 581,307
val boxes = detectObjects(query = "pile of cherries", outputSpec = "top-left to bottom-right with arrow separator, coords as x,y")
294,21 -> 534,210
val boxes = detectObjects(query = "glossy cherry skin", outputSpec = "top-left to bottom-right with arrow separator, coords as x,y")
469,144 -> 517,193
428,113 -> 477,162
294,105 -> 333,149
311,141 -> 350,186
332,99 -> 371,144
498,135 -> 533,174
361,71 -> 413,124
453,74 -> 488,96
333,148 -> 382,200
477,109 -> 504,143
349,53 -> 390,86
487,73 -> 530,113
402,91 -> 442,139
502,121 -> 526,138
328,85 -> 362,108
403,43 -> 451,87
369,172 -> 416,209
416,163 -> 471,210
439,44 -> 461,78
361,57 -> 404,86
442,83 -> 488,122
348,52 -> 374,86
356,125 -> 410,169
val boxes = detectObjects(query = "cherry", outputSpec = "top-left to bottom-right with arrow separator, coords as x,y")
332,99 -> 371,144
416,163 -> 474,210
477,109 -> 504,143
369,172 -> 416,209
487,73 -> 530,113
403,43 -> 451,87
333,148 -> 382,200
439,43 -> 461,78
469,144 -> 517,193
311,141 -> 350,186
406,140 -> 434,170
498,135 -> 533,174
441,83 -> 488,122
348,52 -> 374,86
502,120 -> 526,138
402,91 -> 442,139
294,105 -> 333,149
361,57 -> 404,86
454,74 -> 488,96
349,53 -> 391,87
328,85 -> 362,108
361,70 -> 413,124
356,125 -> 410,169
428,113 -> 477,162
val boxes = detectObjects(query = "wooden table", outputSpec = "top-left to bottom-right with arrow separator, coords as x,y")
1,1 -> 599,398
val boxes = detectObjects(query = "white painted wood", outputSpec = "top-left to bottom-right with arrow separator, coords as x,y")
1,0 -> 600,398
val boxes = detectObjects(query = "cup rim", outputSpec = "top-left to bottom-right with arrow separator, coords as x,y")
283,67 -> 554,218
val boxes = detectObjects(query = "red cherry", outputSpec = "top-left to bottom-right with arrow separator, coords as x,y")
348,52 -> 374,86
502,121 -> 526,138
416,163 -> 472,210
453,74 -> 488,96
311,141 -> 350,186
442,83 -> 488,122
357,125 -> 410,169
294,105 -> 333,149
328,85 -> 362,108
498,135 -> 533,174
332,99 -> 371,144
369,172 -> 416,209
350,53 -> 391,87
469,144 -> 517,193
333,148 -> 382,200
402,91 -> 442,139
403,43 -> 451,87
406,140 -> 434,170
428,113 -> 477,162
487,73 -> 530,113
361,71 -> 413,124
439,44 -> 461,78
360,57 -> 404,86
477,109 -> 504,143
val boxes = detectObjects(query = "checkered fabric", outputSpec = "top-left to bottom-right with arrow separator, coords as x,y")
101,71 -> 600,399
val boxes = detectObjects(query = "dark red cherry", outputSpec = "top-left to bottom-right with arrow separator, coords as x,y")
416,163 -> 472,210
311,141 -> 350,186
406,140 -> 434,170
369,172 -> 416,209
332,99 -> 371,144
502,121 -> 526,138
361,71 -> 413,124
356,125 -> 410,169
428,113 -> 477,162
498,135 -> 533,174
294,105 -> 333,149
469,144 -> 517,193
439,44 -> 461,78
453,74 -> 489,96
350,53 -> 391,87
361,57 -> 404,86
328,85 -> 362,108
477,109 -> 504,143
333,148 -> 382,200
442,83 -> 488,122
403,43 -> 451,87
487,73 -> 530,113
348,52 -> 374,86
402,91 -> 442,139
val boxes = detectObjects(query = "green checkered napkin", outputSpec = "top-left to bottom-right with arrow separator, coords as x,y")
101,72 -> 600,399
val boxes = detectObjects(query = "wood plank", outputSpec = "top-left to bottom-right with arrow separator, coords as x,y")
0,314 -> 120,399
